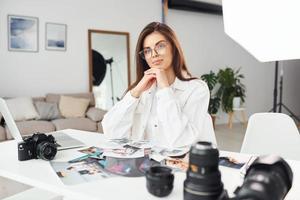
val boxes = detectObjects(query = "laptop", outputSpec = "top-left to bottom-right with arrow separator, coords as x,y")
0,98 -> 85,150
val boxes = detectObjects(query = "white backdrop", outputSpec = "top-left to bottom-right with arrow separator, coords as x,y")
0,0 -> 161,97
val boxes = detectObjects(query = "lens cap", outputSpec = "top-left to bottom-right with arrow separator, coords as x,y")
145,166 -> 174,197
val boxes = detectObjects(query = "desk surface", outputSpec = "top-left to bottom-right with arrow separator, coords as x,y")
0,129 -> 299,200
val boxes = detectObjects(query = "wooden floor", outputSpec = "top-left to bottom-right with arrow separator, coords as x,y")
0,123 -> 247,199
215,122 -> 246,152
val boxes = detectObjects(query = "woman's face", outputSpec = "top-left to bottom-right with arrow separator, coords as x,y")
142,32 -> 173,70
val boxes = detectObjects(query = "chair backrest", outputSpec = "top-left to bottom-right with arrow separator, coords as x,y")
241,113 -> 300,161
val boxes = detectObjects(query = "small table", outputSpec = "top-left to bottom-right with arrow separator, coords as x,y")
0,129 -> 299,199
228,107 -> 247,128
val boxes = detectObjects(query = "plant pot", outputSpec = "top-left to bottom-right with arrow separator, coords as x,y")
233,97 -> 241,109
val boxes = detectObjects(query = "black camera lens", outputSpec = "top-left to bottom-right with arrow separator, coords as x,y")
36,141 -> 57,161
235,155 -> 293,200
146,166 -> 174,197
184,141 -> 224,200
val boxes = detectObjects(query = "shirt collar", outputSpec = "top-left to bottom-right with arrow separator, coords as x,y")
171,77 -> 187,91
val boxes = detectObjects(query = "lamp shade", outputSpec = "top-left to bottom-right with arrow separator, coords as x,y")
222,0 -> 300,62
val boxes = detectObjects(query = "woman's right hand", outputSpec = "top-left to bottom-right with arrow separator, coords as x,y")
130,73 -> 156,98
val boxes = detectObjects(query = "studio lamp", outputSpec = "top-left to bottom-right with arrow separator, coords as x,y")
222,0 -> 300,122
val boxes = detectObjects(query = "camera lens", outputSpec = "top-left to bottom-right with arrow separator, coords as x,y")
146,166 -> 174,197
235,155 -> 293,200
184,141 -> 224,200
36,141 -> 57,161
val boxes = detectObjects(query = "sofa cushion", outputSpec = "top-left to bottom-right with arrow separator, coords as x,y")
46,93 -> 95,107
6,97 -> 39,121
5,120 -> 56,139
32,97 -> 46,102
86,107 -> 107,122
0,126 -> 6,141
34,101 -> 61,120
52,118 -> 97,132
59,96 -> 90,118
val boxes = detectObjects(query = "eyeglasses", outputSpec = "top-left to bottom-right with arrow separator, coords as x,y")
139,41 -> 168,60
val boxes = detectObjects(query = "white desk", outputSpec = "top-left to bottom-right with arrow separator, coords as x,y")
0,129 -> 299,200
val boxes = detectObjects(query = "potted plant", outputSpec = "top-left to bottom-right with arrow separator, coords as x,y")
217,67 -> 246,113
201,71 -> 220,128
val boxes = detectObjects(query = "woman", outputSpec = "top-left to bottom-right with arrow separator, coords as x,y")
102,22 -> 216,148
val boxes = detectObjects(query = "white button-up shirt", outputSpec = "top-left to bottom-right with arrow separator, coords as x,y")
102,78 -> 216,149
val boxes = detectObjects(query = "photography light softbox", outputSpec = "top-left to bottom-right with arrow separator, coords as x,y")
222,0 -> 300,120
222,0 -> 300,62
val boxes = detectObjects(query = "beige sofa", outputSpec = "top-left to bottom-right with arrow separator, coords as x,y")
0,93 -> 106,141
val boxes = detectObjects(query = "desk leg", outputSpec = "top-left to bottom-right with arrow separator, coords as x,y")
228,112 -> 234,129
241,110 -> 247,128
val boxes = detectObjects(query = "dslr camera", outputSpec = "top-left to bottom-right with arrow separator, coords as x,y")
184,141 -> 293,200
18,133 -> 57,161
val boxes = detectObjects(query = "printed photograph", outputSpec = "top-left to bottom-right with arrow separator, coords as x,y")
51,158 -> 108,185
103,146 -> 145,158
219,157 -> 246,169
79,146 -> 103,155
45,23 -> 67,51
8,15 -> 38,52
108,138 -> 131,145
69,146 -> 104,163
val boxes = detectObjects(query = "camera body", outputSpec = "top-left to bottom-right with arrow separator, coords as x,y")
18,133 -> 57,161
184,141 -> 293,200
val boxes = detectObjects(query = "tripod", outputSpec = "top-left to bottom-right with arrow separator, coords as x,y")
106,58 -> 115,105
270,61 -> 300,122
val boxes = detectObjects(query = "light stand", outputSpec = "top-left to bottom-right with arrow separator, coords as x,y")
270,62 -> 300,122
223,0 -> 300,125
106,58 -> 115,105
272,61 -> 279,112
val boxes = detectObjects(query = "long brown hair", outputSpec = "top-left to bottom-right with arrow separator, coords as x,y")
128,22 -> 196,91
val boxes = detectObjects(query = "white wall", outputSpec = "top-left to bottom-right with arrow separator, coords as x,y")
166,9 -> 300,123
0,0 -> 161,97
1,0 -> 299,123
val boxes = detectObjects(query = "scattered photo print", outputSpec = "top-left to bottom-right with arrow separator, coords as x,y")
219,157 -> 246,169
108,138 -> 131,145
68,147 -> 104,163
51,158 -> 108,185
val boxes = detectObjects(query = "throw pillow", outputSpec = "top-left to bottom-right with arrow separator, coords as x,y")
34,101 -> 61,120
59,96 -> 90,118
86,107 -> 107,122
5,97 -> 40,121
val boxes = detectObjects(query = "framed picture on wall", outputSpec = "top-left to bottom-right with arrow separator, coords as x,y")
45,23 -> 67,51
8,15 -> 39,52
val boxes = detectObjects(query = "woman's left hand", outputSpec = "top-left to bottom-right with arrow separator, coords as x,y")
144,68 -> 170,88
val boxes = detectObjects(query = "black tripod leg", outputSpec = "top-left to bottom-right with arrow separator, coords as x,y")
272,61 -> 279,112
281,104 -> 300,122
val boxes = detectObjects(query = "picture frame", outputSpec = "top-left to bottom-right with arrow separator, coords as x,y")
7,15 -> 39,52
45,23 -> 67,51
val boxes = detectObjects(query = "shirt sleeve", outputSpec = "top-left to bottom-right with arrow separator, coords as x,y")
102,91 -> 139,139
155,81 -> 210,148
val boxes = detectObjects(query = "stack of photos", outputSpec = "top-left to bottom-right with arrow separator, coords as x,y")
101,156 -> 158,177
50,146 -> 158,185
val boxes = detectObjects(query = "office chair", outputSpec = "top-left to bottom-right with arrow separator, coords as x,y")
241,113 -> 300,161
